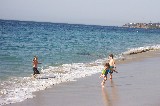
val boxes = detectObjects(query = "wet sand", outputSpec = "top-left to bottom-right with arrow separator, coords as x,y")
7,52 -> 160,106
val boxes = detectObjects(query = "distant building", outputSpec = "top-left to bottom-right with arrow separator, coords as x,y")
123,23 -> 160,29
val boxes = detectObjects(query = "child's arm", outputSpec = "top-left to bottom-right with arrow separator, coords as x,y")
113,60 -> 118,73
38,61 -> 42,64
113,59 -> 116,68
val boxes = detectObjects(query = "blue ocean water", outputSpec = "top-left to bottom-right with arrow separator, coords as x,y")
0,19 -> 160,105
0,20 -> 160,80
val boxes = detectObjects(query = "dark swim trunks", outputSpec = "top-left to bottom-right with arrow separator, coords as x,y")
109,70 -> 113,74
33,67 -> 40,75
104,70 -> 112,76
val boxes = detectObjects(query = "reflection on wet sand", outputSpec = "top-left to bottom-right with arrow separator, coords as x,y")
101,80 -> 119,106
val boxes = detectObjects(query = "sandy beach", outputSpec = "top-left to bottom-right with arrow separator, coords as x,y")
6,51 -> 160,106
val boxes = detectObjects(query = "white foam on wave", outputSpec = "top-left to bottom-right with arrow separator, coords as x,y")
0,62 -> 103,106
1,44 -> 159,105
122,45 -> 160,55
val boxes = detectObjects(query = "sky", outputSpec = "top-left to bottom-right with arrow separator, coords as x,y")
0,0 -> 160,26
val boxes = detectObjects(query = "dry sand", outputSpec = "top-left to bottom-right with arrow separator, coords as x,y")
7,51 -> 160,106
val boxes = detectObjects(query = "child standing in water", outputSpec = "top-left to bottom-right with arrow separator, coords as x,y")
108,54 -> 118,79
32,56 -> 41,78
99,63 -> 110,87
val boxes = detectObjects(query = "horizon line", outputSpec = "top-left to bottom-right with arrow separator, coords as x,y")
0,18 -> 120,27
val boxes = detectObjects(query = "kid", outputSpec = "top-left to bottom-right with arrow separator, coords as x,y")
32,56 -> 41,78
99,63 -> 110,87
108,54 -> 118,79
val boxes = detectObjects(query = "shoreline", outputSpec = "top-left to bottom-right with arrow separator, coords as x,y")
117,49 -> 160,64
6,50 -> 160,106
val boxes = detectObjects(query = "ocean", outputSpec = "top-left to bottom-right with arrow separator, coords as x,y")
0,19 -> 160,105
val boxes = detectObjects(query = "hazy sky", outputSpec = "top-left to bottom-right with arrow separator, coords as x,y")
0,0 -> 159,26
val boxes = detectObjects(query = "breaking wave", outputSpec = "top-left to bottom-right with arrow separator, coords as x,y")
0,44 -> 160,106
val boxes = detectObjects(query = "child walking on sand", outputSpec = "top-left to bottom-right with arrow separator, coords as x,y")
99,63 -> 110,87
108,54 -> 118,79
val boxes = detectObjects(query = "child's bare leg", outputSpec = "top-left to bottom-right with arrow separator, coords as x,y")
110,74 -> 112,79
99,74 -> 103,78
33,74 -> 37,78
101,76 -> 107,87
104,76 -> 107,81
101,80 -> 105,87
101,80 -> 104,86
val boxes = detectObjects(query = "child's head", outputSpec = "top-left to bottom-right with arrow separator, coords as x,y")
104,63 -> 110,68
33,56 -> 38,60
109,54 -> 113,59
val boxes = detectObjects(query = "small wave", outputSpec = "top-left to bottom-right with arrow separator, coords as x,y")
0,62 -> 103,105
76,52 -> 91,56
1,44 -> 160,105
122,45 -> 160,55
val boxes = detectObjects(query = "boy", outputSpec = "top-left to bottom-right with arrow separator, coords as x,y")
32,56 -> 41,77
99,63 -> 110,87
108,54 -> 118,79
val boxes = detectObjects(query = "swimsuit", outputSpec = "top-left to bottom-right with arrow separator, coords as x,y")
110,66 -> 114,68
102,69 -> 111,76
101,69 -> 106,75
109,66 -> 114,74
33,67 -> 40,75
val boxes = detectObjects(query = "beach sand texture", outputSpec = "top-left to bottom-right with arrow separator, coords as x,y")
7,56 -> 160,106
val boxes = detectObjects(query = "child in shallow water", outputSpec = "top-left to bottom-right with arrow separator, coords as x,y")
99,63 -> 110,87
108,54 -> 118,79
32,56 -> 41,78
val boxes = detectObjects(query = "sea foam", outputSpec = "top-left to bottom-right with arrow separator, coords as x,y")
0,62 -> 103,105
122,45 -> 160,55
0,45 -> 160,105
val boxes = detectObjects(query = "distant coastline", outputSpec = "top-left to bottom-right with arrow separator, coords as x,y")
123,23 -> 160,29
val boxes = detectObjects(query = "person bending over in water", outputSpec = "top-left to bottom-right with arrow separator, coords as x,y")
108,54 -> 118,79
99,63 -> 110,87
32,56 -> 41,78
